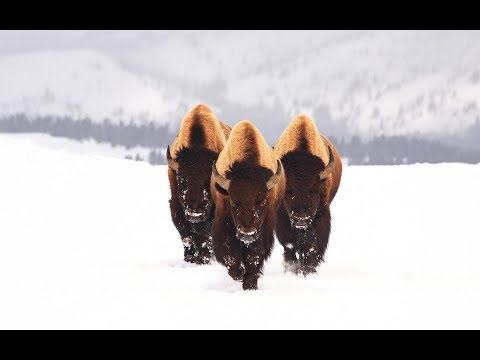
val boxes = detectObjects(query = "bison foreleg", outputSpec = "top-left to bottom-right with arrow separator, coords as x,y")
212,215 -> 244,281
301,206 -> 331,275
241,246 -> 265,290
190,233 -> 213,265
182,235 -> 196,263
170,197 -> 198,264
275,205 -> 300,274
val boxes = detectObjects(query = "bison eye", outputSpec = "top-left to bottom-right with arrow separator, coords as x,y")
176,175 -> 185,184
256,198 -> 267,207
202,189 -> 209,200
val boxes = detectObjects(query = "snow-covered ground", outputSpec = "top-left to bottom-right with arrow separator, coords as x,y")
4,133 -> 156,161
0,134 -> 479,329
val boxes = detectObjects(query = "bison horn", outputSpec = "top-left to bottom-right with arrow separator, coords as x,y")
266,159 -> 283,191
319,146 -> 335,180
166,145 -> 179,171
212,160 -> 231,191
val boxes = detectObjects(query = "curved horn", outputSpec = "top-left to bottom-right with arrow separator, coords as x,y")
212,160 -> 231,191
319,146 -> 335,180
266,159 -> 283,190
166,145 -> 179,171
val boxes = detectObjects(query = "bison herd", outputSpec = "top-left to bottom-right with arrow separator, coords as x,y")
167,104 -> 342,290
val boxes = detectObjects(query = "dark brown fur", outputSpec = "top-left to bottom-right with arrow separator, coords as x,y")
275,137 -> 342,276
168,105 -> 231,265
210,123 -> 285,290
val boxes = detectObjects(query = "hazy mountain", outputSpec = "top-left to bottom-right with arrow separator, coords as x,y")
1,30 -> 480,151
113,30 -> 480,143
0,49 -> 183,126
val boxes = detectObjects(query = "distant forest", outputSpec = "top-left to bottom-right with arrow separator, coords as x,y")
1,114 -> 479,166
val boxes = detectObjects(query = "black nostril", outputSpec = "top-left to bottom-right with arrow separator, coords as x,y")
236,227 -> 258,244
291,213 -> 312,229
185,208 -> 204,215
292,214 -> 310,221
184,208 -> 205,223
238,228 -> 257,236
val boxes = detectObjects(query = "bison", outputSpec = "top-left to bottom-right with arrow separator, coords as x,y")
274,114 -> 342,276
167,104 -> 231,265
210,120 -> 285,290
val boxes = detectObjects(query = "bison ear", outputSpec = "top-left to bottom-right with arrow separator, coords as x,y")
214,182 -> 229,196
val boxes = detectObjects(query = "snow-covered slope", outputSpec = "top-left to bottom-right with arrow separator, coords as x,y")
4,133 -> 154,161
0,50 -> 180,125
0,134 -> 479,329
2,31 -> 480,141
121,30 -> 480,138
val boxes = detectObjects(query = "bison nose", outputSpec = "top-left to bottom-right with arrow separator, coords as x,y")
291,213 -> 312,229
185,207 -> 206,223
236,227 -> 258,244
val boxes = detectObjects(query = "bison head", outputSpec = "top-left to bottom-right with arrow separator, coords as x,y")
212,160 -> 282,244
167,145 -> 218,223
281,147 -> 335,229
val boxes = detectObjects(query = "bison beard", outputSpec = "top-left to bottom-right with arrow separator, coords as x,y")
212,214 -> 274,290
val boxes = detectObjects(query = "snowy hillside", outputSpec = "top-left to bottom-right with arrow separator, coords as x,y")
0,50 -> 181,125
4,133 -> 155,161
1,31 -> 480,142
119,30 -> 480,139
1,134 -> 479,329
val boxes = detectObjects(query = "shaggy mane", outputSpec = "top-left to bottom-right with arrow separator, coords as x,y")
225,161 -> 274,181
274,114 -> 329,165
280,150 -> 326,180
175,147 -> 218,169
170,104 -> 228,156
216,120 -> 278,176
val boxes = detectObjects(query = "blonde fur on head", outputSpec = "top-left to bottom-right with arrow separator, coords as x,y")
215,120 -> 279,176
274,114 -> 330,165
170,104 -> 227,157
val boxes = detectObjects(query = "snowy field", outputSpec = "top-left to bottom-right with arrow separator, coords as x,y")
2,133 -> 154,160
0,134 -> 479,329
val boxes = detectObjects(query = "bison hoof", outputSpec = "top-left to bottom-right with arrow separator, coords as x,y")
184,251 -> 211,265
242,278 -> 258,290
301,265 -> 318,277
228,265 -> 245,281
186,253 -> 211,265
184,254 -> 197,263
195,255 -> 211,265
283,260 -> 299,274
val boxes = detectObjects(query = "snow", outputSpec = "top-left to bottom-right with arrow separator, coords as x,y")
0,134 -> 479,329
123,30 -> 480,138
4,133 -> 154,160
0,50 -> 179,125
2,31 -> 480,138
